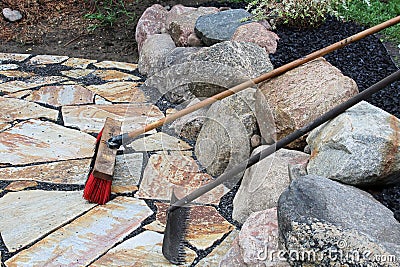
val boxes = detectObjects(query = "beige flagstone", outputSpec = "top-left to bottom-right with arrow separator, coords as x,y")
127,132 -> 192,152
91,231 -> 196,267
93,60 -> 138,71
196,230 -> 239,266
61,69 -> 95,79
0,76 -> 68,93
152,203 -> 235,250
137,153 -> 228,204
0,190 -> 95,252
25,84 -> 95,107
4,181 -> 38,191
0,70 -> 33,78
62,103 -> 164,133
29,55 -> 69,65
62,57 -> 97,69
0,53 -> 30,62
94,95 -> 112,104
93,69 -> 141,81
87,81 -> 146,102
0,64 -> 19,71
0,119 -> 95,165
0,158 -> 91,184
0,123 -> 11,132
4,90 -> 33,99
112,153 -> 143,193
5,197 -> 153,266
0,96 -> 59,123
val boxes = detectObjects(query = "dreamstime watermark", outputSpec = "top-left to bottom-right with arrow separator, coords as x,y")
256,240 -> 397,265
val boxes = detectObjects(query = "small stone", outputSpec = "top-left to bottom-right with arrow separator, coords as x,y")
93,61 -> 138,71
188,32 -> 203,46
250,134 -> 261,147
4,181 -> 38,191
87,82 -> 146,103
2,8 -> 22,22
62,57 -> 97,69
0,64 -> 19,70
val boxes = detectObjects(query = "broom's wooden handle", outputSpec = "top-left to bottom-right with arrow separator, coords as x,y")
109,15 -> 400,147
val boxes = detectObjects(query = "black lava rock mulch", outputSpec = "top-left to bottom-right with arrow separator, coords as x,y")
270,16 -> 400,221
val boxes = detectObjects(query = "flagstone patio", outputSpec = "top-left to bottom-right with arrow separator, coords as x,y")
0,52 -> 237,266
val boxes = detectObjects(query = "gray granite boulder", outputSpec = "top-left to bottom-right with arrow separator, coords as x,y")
278,175 -> 400,266
255,57 -> 358,149
307,101 -> 400,186
168,7 -> 218,46
232,147 -> 309,224
195,88 -> 257,188
189,41 -> 274,79
138,33 -> 176,77
220,208 -> 290,267
195,9 -> 252,46
231,22 -> 280,54
144,60 -> 251,103
163,47 -> 201,68
135,4 -> 168,53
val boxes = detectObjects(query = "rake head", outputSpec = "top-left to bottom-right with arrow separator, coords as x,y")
162,190 -> 190,265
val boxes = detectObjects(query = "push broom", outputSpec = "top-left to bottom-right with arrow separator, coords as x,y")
83,16 -> 400,205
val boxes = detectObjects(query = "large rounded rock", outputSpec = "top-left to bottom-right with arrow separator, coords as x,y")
195,9 -> 252,46
163,47 -> 201,68
138,33 -> 176,77
195,88 -> 257,188
135,4 -> 168,53
307,101 -> 400,186
255,57 -> 358,148
189,41 -> 273,79
278,175 -> 400,265
232,147 -> 309,224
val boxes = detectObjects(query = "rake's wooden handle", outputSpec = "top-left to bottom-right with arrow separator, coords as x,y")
109,15 -> 400,147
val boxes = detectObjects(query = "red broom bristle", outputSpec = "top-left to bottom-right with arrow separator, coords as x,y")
83,172 -> 112,205
83,128 -> 112,205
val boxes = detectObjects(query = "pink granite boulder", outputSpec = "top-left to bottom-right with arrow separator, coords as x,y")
231,22 -> 280,54
135,4 -> 168,53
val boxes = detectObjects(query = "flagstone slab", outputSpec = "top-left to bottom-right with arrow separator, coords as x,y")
94,95 -> 112,105
137,153 -> 228,204
154,202 -> 234,250
25,84 -> 95,107
0,76 -> 68,93
4,181 -> 38,191
91,231 -> 196,267
5,197 -> 153,266
0,123 -> 11,132
94,61 -> 138,71
0,119 -> 95,165
62,57 -> 97,69
87,81 -> 146,102
5,90 -> 33,99
0,64 -> 19,71
0,96 -> 59,123
62,103 -> 164,133
0,53 -> 30,62
127,132 -> 192,152
0,70 -> 33,78
29,55 -> 69,65
0,158 -> 91,184
61,69 -> 95,79
197,230 -> 239,266
112,153 -> 143,193
92,70 -> 141,81
0,190 -> 95,252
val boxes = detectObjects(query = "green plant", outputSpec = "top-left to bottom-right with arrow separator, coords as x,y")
331,0 -> 400,42
246,0 -> 333,28
84,0 -> 136,30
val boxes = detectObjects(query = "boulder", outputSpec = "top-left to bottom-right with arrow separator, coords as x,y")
255,57 -> 358,149
189,41 -> 274,78
135,4 -> 168,53
144,60 -> 251,104
138,33 -> 176,77
278,175 -> 400,265
231,22 -> 280,54
169,98 -> 210,141
195,9 -> 252,46
168,7 -> 218,46
165,4 -> 196,29
163,47 -> 201,68
307,101 -> 400,186
195,88 -> 257,188
232,147 -> 309,224
220,208 -> 290,266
